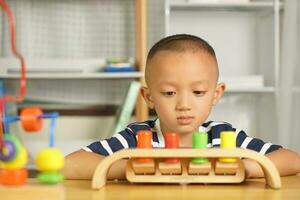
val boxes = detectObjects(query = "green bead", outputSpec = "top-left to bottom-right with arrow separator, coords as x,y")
37,171 -> 64,184
192,132 -> 209,164
192,132 -> 208,149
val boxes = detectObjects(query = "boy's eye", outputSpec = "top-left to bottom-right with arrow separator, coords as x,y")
193,91 -> 206,96
161,91 -> 176,97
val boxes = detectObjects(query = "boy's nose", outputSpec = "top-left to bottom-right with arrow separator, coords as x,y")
175,95 -> 191,111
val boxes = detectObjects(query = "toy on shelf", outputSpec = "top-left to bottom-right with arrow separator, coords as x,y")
92,131 -> 281,190
102,58 -> 136,72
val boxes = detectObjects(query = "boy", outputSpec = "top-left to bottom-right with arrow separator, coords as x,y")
63,34 -> 300,180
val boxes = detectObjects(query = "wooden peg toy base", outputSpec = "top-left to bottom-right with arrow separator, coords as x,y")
188,161 -> 212,175
215,161 -> 239,175
158,161 -> 182,175
131,159 -> 155,174
92,148 -> 281,190
126,157 -> 245,184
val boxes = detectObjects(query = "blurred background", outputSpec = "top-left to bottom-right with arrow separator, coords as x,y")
0,0 -> 299,159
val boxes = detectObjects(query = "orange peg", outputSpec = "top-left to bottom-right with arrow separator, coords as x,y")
20,107 -> 43,132
137,130 -> 152,148
164,132 -> 180,163
136,130 -> 153,163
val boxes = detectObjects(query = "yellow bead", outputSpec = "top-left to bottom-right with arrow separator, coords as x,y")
220,131 -> 237,163
36,148 -> 64,171
3,146 -> 28,169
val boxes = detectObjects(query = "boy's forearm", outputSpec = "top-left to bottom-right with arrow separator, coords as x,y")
244,148 -> 300,178
62,150 -> 127,180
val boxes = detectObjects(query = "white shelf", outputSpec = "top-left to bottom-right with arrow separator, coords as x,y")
0,72 -> 143,79
225,86 -> 275,93
170,1 -> 283,11
0,58 -> 142,79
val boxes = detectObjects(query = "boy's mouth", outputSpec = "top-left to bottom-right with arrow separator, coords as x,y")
177,116 -> 194,125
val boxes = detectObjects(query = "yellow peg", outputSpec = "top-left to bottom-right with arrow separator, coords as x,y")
219,131 -> 237,163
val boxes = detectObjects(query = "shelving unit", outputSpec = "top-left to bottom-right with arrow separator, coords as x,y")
165,0 -> 282,94
0,72 -> 143,79
164,0 -> 283,141
0,0 -> 149,121
168,1 -> 283,10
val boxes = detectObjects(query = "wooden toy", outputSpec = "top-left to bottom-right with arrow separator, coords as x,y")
92,131 -> 281,190
92,148 -> 281,190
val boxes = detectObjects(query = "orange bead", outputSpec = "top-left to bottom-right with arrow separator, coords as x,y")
136,130 -> 153,163
1,168 -> 28,185
164,132 -> 180,163
20,107 -> 43,132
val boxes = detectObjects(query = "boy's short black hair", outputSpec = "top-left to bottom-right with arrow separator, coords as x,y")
146,34 -> 217,64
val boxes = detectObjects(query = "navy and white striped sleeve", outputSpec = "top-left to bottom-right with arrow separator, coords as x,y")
84,121 -> 153,156
235,129 -> 282,154
207,121 -> 282,154
84,128 -> 136,156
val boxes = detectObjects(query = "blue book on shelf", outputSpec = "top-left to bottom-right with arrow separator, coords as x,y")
103,66 -> 136,72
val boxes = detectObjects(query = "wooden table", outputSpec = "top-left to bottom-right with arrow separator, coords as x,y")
1,176 -> 300,200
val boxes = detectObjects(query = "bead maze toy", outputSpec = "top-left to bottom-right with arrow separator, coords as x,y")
0,0 -> 64,186
0,108 -> 64,185
92,131 -> 281,190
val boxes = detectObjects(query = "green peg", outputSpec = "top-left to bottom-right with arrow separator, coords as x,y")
191,132 -> 209,164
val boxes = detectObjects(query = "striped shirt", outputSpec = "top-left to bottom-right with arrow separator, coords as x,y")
83,119 -> 282,155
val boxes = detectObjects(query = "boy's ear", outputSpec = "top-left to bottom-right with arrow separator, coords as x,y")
140,86 -> 154,109
212,82 -> 226,106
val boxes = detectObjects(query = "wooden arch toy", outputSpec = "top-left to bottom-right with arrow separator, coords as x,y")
92,148 -> 281,190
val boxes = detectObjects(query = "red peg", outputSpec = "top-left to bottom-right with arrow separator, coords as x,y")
164,132 -> 180,163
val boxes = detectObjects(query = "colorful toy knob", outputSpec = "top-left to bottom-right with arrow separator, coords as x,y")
0,168 -> 28,185
37,171 -> 64,184
20,107 -> 43,132
2,146 -> 28,169
0,140 -> 16,161
219,131 -> 237,163
191,132 -> 209,164
136,130 -> 153,163
35,148 -> 64,171
0,134 -> 22,162
164,132 -> 180,163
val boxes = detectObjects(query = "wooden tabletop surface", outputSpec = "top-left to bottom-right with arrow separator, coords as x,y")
1,175 -> 300,200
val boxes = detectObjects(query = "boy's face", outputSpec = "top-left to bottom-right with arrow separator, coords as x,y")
142,50 -> 225,136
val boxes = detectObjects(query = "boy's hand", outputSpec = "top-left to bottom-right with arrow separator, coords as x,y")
243,148 -> 300,178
